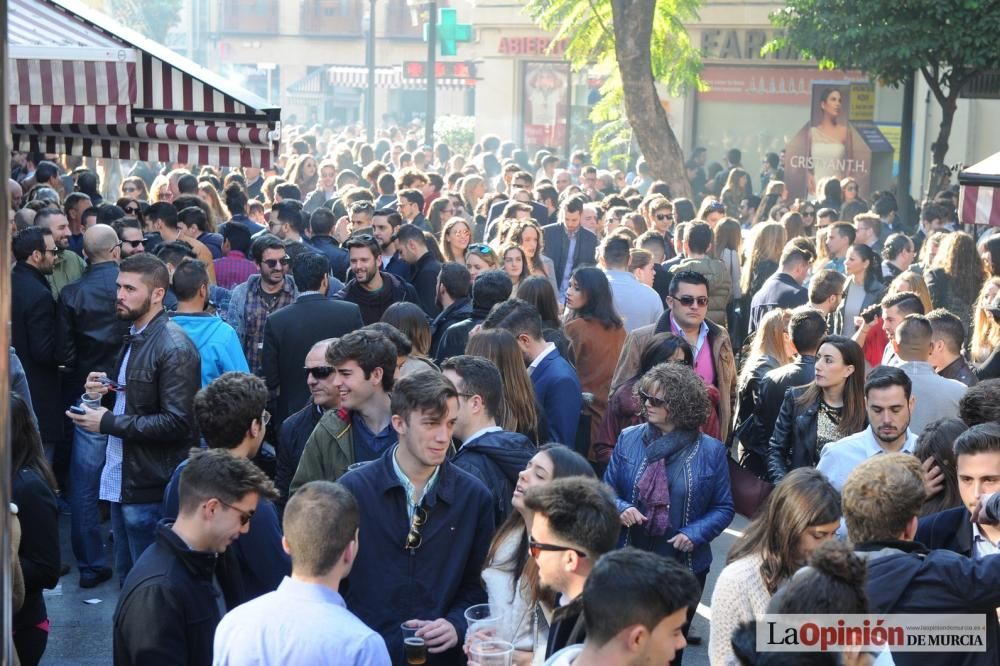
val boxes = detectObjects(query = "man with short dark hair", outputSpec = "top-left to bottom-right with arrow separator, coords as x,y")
484,299 -> 583,446
170,259 -> 248,387
214,221 -> 259,289
747,243 -> 812,335
227,234 -> 298,375
176,206 -> 224,260
843,453 -> 1000,666
213,481 -> 391,664
601,235 -> 663,332
66,254 -> 201,581
436,269 -> 513,361
370,208 -> 409,279
396,188 -> 427,229
807,268 -> 845,316
262,252 -> 363,426
960,379 -> 1000,426
818,366 -> 919,491
546,549 -> 700,665
290,330 -> 398,491
395,223 -> 442,317
35,207 -> 86,296
824,222 -> 856,273
307,208 -> 350,280
333,234 -> 417,324
441,355 -> 534,525
926,308 -> 978,386
337,371 -> 495,663
892,314 -> 966,434
63,191 -> 92,256
913,202 -> 948,255
668,223 -> 731,326
859,290 -> 926,367
543,194 -> 599,299
113,448 -> 278,665
431,263 -> 472,359
274,182 -> 303,204
522,477 -> 620,658
146,202 -> 217,285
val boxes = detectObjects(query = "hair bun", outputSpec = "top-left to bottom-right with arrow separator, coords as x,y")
807,540 -> 865,587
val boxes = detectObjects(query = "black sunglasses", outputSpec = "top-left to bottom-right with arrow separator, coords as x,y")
528,538 -> 587,559
638,390 -> 667,409
262,256 -> 290,269
655,213 -> 674,221
405,505 -> 427,552
117,239 -> 145,249
304,366 -> 334,380
673,295 -> 709,308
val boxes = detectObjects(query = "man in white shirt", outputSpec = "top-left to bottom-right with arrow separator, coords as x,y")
892,314 -> 966,434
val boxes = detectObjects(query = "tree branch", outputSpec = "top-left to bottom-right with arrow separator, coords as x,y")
920,65 -> 948,107
586,0 -> 614,42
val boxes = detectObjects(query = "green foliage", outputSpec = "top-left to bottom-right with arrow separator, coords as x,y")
110,0 -> 183,45
434,115 -> 476,157
522,0 -> 704,164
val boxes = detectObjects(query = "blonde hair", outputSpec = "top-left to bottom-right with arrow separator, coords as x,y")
890,271 -> 932,314
971,276 -> 1000,363
196,182 -> 225,231
738,308 -> 792,390
439,217 -> 472,263
741,222 -> 787,294
628,248 -> 653,272
461,175 -> 485,212
917,230 -> 946,268
149,175 -> 171,203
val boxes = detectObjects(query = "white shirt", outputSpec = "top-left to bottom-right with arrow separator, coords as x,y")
528,341 -> 557,376
816,426 -> 918,491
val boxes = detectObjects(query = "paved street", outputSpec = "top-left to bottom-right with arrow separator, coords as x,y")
42,511 -> 749,665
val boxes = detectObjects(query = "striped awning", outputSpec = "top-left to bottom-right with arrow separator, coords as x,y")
327,64 -> 474,91
958,152 -> 1000,227
8,0 -> 280,167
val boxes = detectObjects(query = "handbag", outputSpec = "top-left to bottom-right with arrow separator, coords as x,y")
727,455 -> 773,518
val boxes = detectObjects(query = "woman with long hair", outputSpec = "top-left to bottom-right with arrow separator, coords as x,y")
465,243 -> 499,281
741,222 -> 786,298
780,211 -> 805,240
892,271 -> 933,314
120,176 -> 149,201
427,196 -> 455,237
461,175 -> 486,220
439,216 -> 472,263
11,392 -> 60,665
720,168 -> 750,218
709,468 -> 841,665
926,231 -> 986,332
516,276 -> 574,364
482,444 -> 594,664
196,181 -> 225,232
508,220 -> 558,297
840,176 -> 860,203
915,417 -> 967,516
818,174 -> 843,213
714,218 -> 744,344
834,243 -> 885,337
149,174 -> 172,203
971,277 -> 1000,364
767,335 -> 866,483
672,197 -> 697,224
500,243 -> 531,294
465,329 -> 545,444
563,267 -> 626,458
752,180 -> 785,226
912,230 -> 946,274
381,302 -> 434,364
982,235 -> 1000,277
286,154 -> 319,194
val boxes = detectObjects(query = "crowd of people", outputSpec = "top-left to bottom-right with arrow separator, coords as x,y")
6,127 -> 1000,666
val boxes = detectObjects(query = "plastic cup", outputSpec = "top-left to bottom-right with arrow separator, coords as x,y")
80,393 -> 102,410
464,603 -> 498,647
468,640 -> 514,666
400,622 -> 426,665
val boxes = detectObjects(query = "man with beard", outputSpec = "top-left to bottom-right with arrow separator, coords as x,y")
227,234 -> 298,375
370,208 -> 409,279
113,219 -> 148,259
66,253 -> 201,581
36,207 -> 86,297
816,366 -> 920,492
333,234 -> 417,325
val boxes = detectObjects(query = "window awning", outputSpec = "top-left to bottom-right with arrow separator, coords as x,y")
8,0 -> 280,167
958,152 -> 1000,227
326,64 -> 474,91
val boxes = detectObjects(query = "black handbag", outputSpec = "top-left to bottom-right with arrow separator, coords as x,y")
727,455 -> 773,518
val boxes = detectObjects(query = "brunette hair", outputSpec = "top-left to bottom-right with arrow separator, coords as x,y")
794,335 -> 866,437
566,267 -> 623,330
465,328 -> 539,438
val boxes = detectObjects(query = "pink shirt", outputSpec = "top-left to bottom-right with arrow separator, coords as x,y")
670,314 -> 716,388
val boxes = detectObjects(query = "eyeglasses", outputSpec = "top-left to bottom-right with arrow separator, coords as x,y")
304,365 -> 335,380
655,213 -> 674,221
673,295 -> 709,308
117,239 -> 145,249
260,409 -> 271,427
467,243 -> 493,255
528,538 -> 587,559
261,256 -> 290,268
405,505 -> 427,551
638,390 -> 667,409
43,248 -> 59,255
215,498 -> 255,526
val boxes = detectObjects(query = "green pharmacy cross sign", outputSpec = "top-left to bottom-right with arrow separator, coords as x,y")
424,7 -> 472,57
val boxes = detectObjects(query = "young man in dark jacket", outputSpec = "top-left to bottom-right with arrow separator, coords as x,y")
843,452 -> 1000,666
66,254 -> 201,582
337,371 -> 494,665
441,355 -> 534,526
334,234 -> 418,325
430,263 -> 472,360
435,269 -> 512,362
396,222 -> 442,317
113,449 -> 277,666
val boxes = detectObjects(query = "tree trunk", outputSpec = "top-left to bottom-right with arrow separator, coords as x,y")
610,0 -> 692,198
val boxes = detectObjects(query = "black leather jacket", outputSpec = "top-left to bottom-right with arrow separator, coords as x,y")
766,386 -> 821,484
57,261 -> 130,395
99,310 -> 201,504
748,355 -> 817,456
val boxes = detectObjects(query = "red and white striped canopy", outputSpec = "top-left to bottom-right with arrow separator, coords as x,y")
327,64 -> 475,91
959,152 -> 1000,227
8,0 -> 280,167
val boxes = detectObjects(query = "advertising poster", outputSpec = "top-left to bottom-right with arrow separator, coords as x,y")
521,61 -> 570,155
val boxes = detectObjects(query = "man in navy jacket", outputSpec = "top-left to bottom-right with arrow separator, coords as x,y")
746,244 -> 811,336
337,371 -> 494,665
483,299 -> 583,448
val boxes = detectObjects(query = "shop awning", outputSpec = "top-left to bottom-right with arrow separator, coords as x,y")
8,0 -> 280,167
958,151 -> 1000,227
327,64 -> 474,91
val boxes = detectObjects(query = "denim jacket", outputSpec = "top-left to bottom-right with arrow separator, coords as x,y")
603,424 -> 734,574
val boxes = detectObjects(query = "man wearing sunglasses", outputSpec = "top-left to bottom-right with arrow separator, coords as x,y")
521,477 -> 619,658
337,371 -> 494,664
114,449 -> 277,666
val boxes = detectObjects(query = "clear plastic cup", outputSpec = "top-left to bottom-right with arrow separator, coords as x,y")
468,640 -> 514,666
80,393 -> 102,410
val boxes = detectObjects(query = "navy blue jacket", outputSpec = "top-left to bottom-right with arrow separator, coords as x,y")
451,429 -> 535,527
162,459 -> 289,603
275,401 -> 324,509
915,506 -> 972,558
747,271 -> 808,336
857,539 -> 1000,665
604,425 -> 734,574
308,235 -> 350,281
530,348 -> 583,448
338,447 -> 494,665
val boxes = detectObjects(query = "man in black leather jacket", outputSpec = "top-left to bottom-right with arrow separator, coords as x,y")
57,224 -> 131,587
66,253 -> 201,581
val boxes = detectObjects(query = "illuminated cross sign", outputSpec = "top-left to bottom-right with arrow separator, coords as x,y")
424,7 -> 472,57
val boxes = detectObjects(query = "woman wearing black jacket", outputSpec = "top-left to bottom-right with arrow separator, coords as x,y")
11,391 -> 61,665
766,336 -> 867,484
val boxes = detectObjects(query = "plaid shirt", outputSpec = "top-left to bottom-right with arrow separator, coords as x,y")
214,250 -> 259,289
242,278 -> 295,375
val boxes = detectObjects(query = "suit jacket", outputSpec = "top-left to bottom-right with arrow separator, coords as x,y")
262,294 -> 364,425
916,506 -> 972,558
530,348 -> 583,448
12,262 -> 62,441
487,199 -> 550,227
541,223 -> 598,293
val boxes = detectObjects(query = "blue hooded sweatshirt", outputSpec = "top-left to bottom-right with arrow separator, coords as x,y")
170,312 -> 249,386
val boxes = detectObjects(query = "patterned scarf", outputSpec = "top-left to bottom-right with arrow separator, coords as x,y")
636,427 -> 698,537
